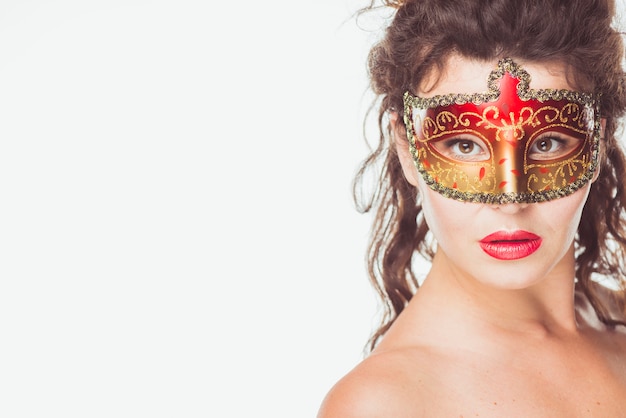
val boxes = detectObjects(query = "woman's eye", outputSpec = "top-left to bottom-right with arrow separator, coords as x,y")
529,134 -> 581,161
534,138 -> 556,153
456,141 -> 478,155
432,137 -> 489,162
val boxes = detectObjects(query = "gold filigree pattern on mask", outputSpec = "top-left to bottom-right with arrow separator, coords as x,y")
403,58 -> 600,204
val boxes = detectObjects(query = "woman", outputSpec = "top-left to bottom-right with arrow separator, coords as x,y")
318,0 -> 626,416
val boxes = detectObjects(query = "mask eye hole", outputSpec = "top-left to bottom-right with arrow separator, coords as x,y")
431,135 -> 491,162
528,132 -> 584,162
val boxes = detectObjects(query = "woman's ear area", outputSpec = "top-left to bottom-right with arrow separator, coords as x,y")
390,111 -> 420,186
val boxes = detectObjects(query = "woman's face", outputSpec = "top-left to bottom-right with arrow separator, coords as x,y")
396,55 -> 594,289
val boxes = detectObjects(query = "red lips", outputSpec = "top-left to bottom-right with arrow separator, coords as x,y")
479,230 -> 542,260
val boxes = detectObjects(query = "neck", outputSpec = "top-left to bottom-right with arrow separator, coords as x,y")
418,245 -> 579,338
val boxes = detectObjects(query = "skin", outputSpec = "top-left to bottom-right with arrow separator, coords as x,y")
318,55 -> 626,417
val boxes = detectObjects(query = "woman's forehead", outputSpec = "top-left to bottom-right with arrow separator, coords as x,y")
417,55 -> 575,97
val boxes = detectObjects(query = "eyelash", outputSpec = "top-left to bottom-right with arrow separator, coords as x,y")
431,133 -> 580,163
437,137 -> 488,161
528,133 -> 574,159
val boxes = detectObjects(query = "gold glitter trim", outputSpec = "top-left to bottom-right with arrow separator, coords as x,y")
402,58 -> 601,204
403,58 -> 596,109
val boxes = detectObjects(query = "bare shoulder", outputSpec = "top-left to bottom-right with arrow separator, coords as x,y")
317,349 -> 434,418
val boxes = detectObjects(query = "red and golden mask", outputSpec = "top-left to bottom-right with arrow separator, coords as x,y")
403,58 -> 600,204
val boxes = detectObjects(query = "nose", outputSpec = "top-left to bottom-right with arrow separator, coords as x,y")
488,202 -> 529,214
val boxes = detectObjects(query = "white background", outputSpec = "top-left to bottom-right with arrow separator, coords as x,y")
1,1 -> 624,417
0,1 -> 387,417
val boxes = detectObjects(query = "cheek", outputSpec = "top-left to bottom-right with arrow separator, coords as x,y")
547,186 -> 590,238
419,183 -> 473,244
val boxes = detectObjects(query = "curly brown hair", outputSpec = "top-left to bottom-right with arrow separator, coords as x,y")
353,0 -> 626,352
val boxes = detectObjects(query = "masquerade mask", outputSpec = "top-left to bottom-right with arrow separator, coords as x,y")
403,58 -> 600,204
